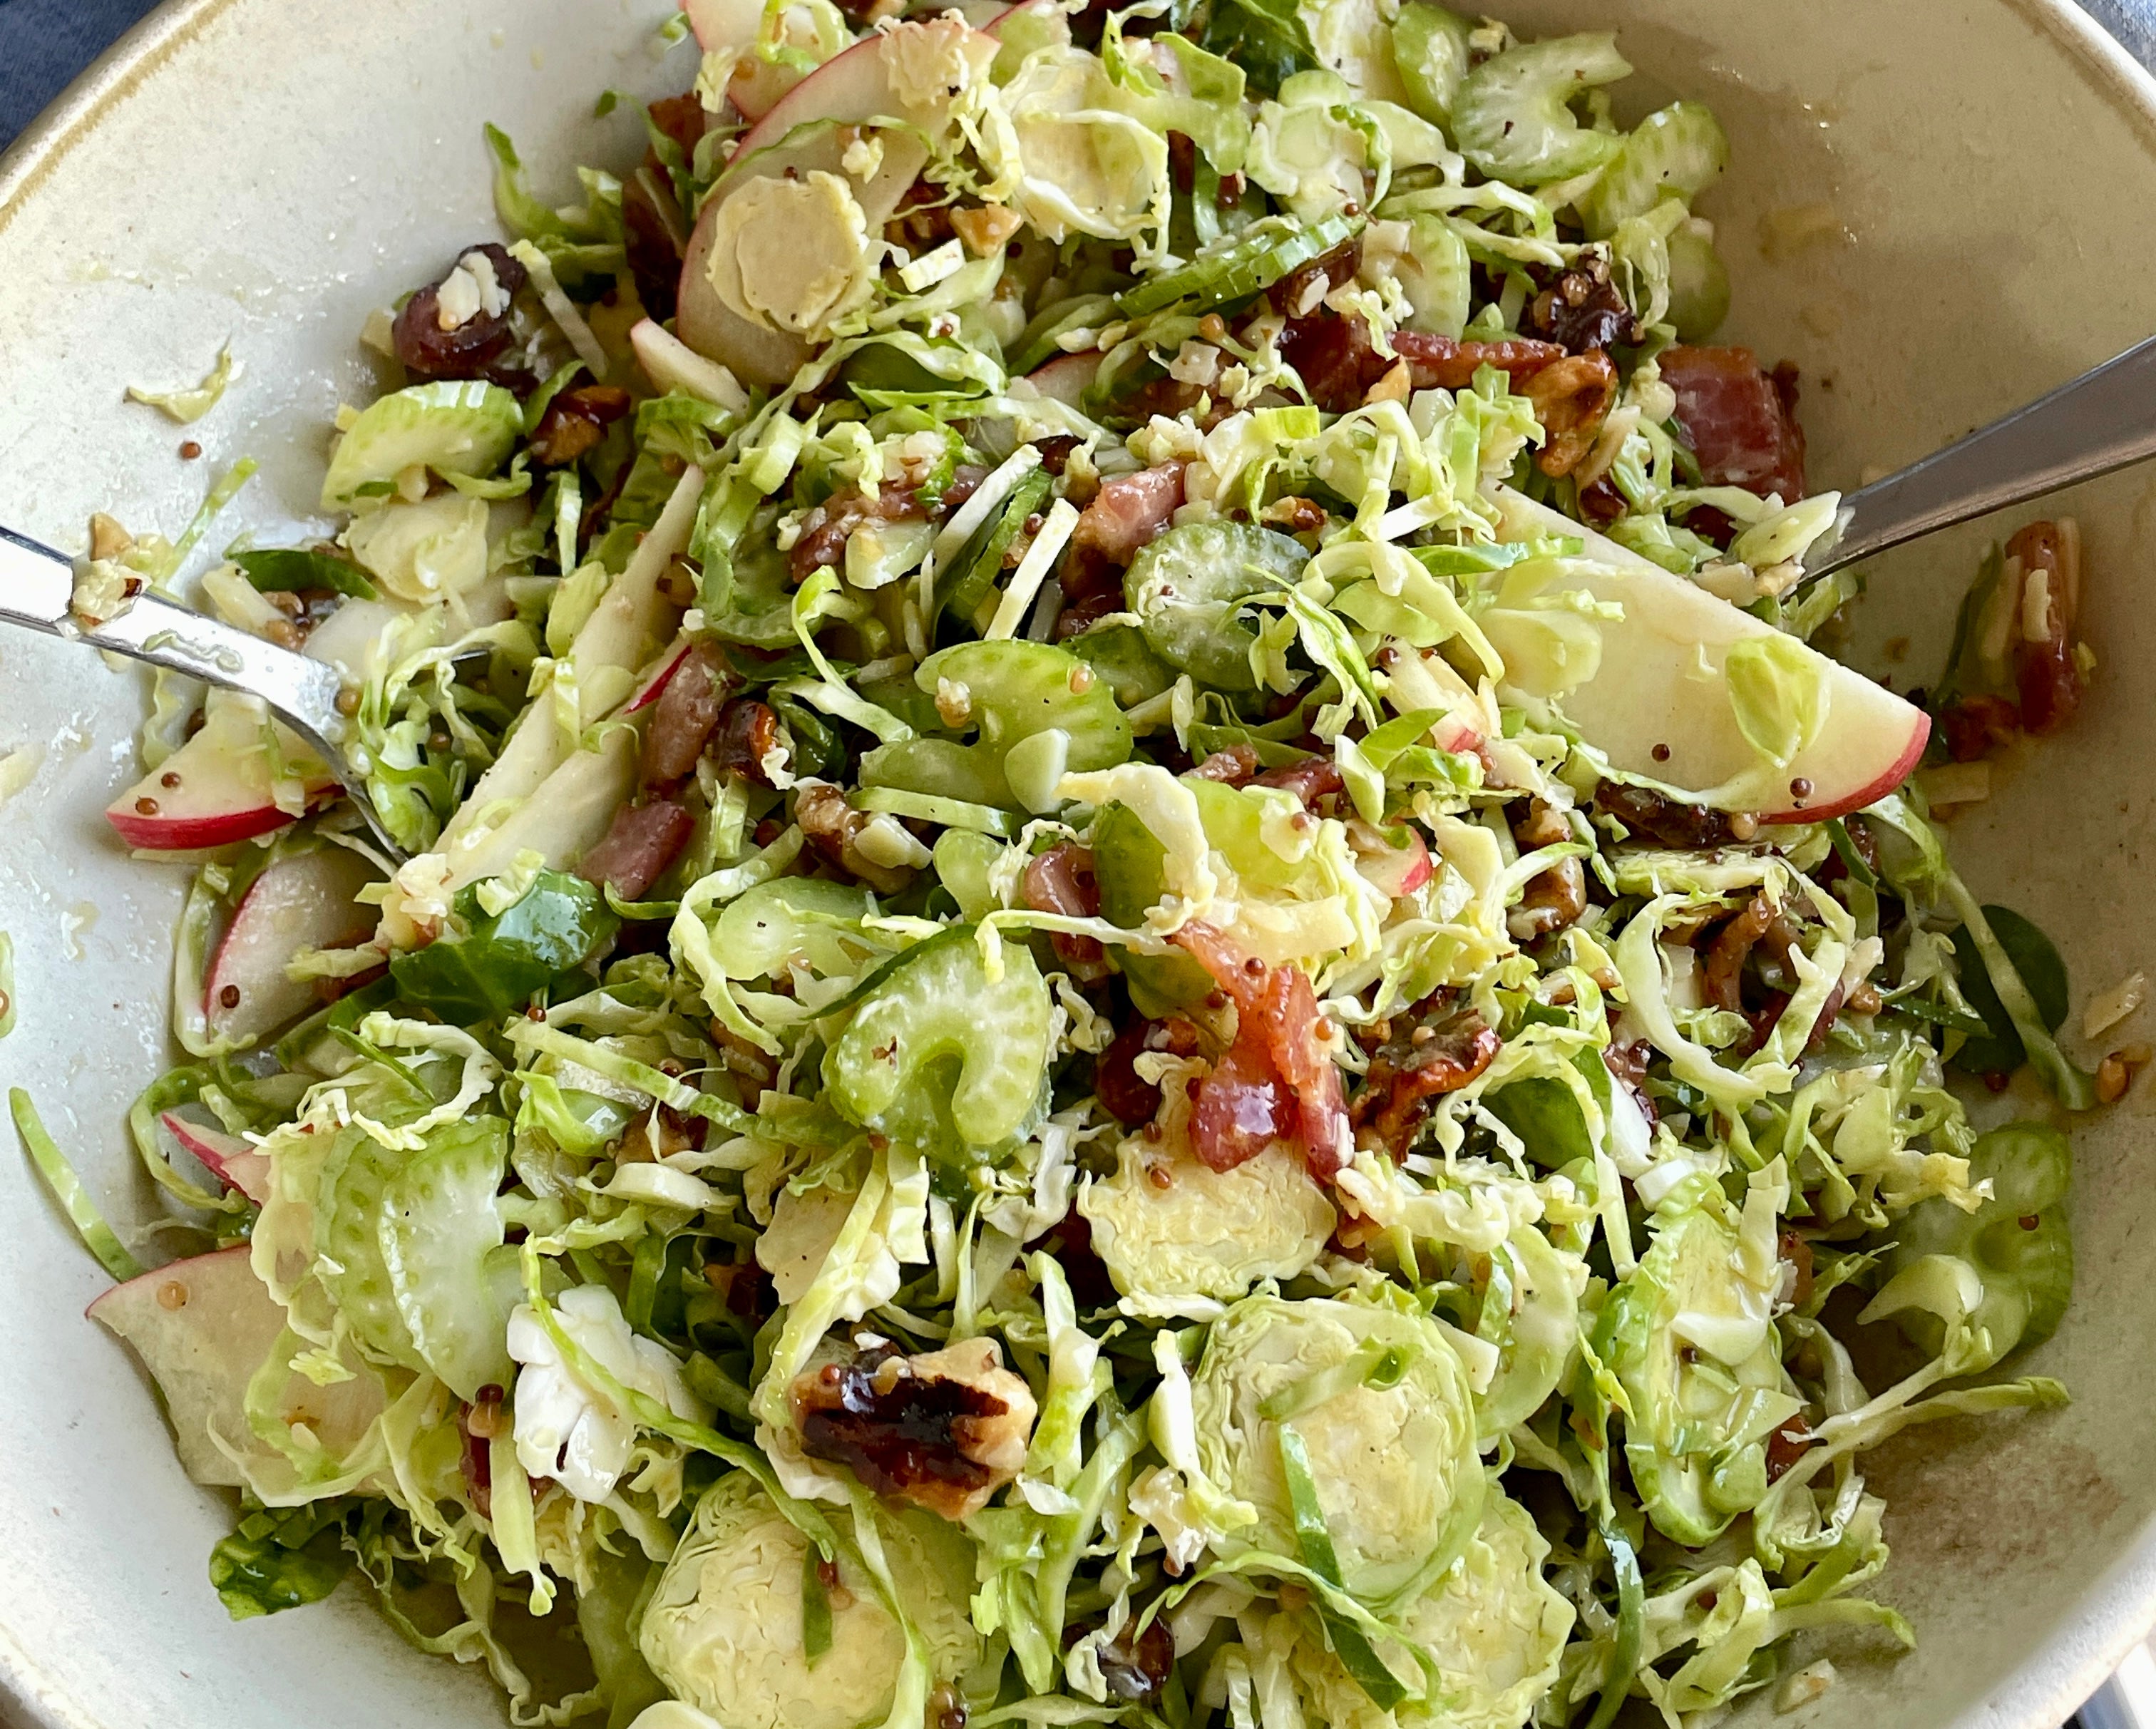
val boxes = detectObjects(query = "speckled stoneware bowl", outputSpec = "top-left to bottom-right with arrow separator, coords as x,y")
4,2 -> 2156,1725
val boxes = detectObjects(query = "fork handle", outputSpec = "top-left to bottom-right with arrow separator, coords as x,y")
1812,330 -> 2156,575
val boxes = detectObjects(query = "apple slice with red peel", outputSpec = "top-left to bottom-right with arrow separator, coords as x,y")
106,699 -> 337,851
1022,349 -> 1103,409
1381,644 -> 1495,757
89,1246 -> 384,1489
1349,821 -> 1434,899
204,847 -> 381,1048
684,0 -> 808,121
625,635 -> 694,716
159,1112 -> 272,1204
678,30 -> 931,386
1490,486 -> 1929,823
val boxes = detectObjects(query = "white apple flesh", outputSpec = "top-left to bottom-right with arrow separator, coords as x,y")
88,1245 -> 384,1489
1491,486 -> 1929,822
105,702 -> 337,851
1022,349 -> 1103,409
159,1111 -> 272,1205
630,317 -> 749,414
204,846 -> 381,1047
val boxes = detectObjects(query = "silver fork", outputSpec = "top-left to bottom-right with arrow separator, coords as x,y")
1797,330 -> 2156,578
0,525 -> 408,863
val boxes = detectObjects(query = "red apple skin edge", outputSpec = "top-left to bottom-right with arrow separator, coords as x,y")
1755,710 -> 1933,827
625,641 -> 694,715
106,797 -> 327,851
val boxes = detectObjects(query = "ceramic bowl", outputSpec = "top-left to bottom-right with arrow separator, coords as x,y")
4,2 -> 2156,1725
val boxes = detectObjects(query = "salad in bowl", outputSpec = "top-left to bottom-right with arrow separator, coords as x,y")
14,1 -> 2126,1726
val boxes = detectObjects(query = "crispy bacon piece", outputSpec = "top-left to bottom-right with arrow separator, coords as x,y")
1094,1019 -> 1163,1127
1069,463 -> 1186,568
578,799 -> 693,900
1522,352 -> 1618,478
1189,744 -> 1261,786
1392,329 -> 1567,391
1349,992 -> 1499,1156
1658,344 -> 1808,503
1253,755 -> 1345,808
2006,520 -> 2084,735
789,480 -> 927,584
1173,923 -> 1349,1179
1022,842 -> 1110,981
642,644 -> 732,786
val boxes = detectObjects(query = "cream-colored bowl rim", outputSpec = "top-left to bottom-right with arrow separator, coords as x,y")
6,2 -> 2156,1727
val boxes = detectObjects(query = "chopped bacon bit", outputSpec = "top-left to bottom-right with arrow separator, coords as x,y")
1658,345 -> 1808,503
1349,992 -> 1499,1156
577,799 -> 693,900
1392,329 -> 1568,391
642,644 -> 732,786
1188,744 -> 1261,786
1069,463 -> 1186,569
1173,923 -> 1348,1178
1022,842 -> 1109,981
1252,754 -> 1345,808
789,479 -> 927,584
2006,520 -> 2084,735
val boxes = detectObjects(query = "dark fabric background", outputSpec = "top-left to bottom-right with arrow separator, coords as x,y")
2,0 -> 2152,150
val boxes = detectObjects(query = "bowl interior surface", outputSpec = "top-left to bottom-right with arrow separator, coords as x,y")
2,2 -> 2155,1726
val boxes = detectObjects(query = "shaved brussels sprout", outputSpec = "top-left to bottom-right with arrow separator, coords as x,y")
1190,1295 -> 1484,1604
1449,34 -> 1631,185
714,878 -> 879,981
1862,1122 -> 2073,1371
1079,1139 -> 1335,1315
823,928 -> 1053,1160
321,381 -> 522,508
1289,1489 -> 1574,1729
1603,1181 -> 1803,1545
859,640 -> 1134,814
639,1473 -> 983,1729
317,1115 -> 515,1397
1471,1226 -> 1583,1437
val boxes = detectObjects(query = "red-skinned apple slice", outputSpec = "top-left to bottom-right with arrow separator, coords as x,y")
677,30 -> 934,386
1022,349 -> 1103,409
204,847 -> 381,1048
90,1245 -> 385,1489
1490,486 -> 1929,822
159,1112 -> 272,1204
1349,822 -> 1434,899
624,635 -> 694,715
106,699 -> 337,851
